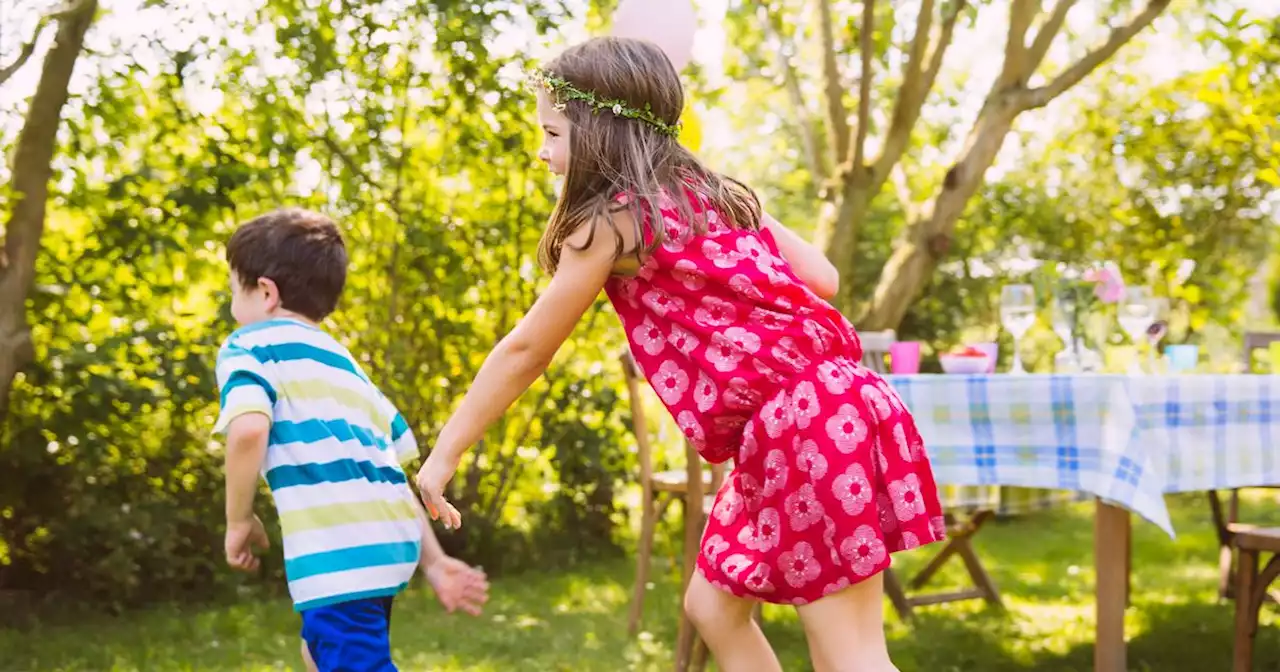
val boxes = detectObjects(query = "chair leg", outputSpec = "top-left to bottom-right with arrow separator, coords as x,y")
1210,490 -> 1236,600
690,636 -> 709,672
883,567 -> 914,621
957,533 -> 1003,609
628,489 -> 660,635
1233,547 -> 1259,672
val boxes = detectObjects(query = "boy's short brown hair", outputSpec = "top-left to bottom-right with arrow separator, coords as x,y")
227,208 -> 347,321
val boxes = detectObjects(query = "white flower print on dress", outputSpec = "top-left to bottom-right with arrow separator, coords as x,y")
822,515 -> 840,564
673,259 -> 707,291
637,259 -> 656,281
888,474 -> 926,523
873,435 -> 889,474
661,215 -> 689,252
832,463 -> 872,517
737,419 -> 758,461
803,319 -> 833,355
893,422 -> 912,461
753,359 -> 787,385
760,390 -> 794,439
720,553 -> 753,580
642,287 -> 685,317
817,360 -> 853,395
822,577 -> 851,597
695,296 -> 737,328
701,239 -> 743,269
860,385 -> 892,422
743,562 -> 775,594
779,542 -> 822,589
632,317 -> 665,356
707,333 -> 746,372
825,404 -> 868,454
791,381 -> 821,429
784,483 -> 825,532
749,307 -> 793,331
737,473 -> 763,512
722,326 -> 762,353
761,449 -> 789,498
930,515 -> 948,540
702,534 -> 730,562
899,532 -> 921,551
771,337 -> 811,372
694,371 -> 717,412
667,323 -> 700,355
723,377 -> 762,412
737,507 -> 781,553
652,360 -> 690,405
735,236 -> 774,270
877,493 -> 899,534
877,380 -> 908,414
677,411 -> 706,449
794,437 -> 829,480
839,525 -> 887,577
617,277 -> 640,308
729,274 -> 765,301
713,486 -> 744,526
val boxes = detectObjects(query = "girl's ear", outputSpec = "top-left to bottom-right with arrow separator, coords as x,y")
258,277 -> 282,312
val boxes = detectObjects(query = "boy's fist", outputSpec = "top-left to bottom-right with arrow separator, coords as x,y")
225,515 -> 270,572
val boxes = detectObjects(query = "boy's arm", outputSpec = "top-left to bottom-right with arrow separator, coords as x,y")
214,340 -> 277,572
225,413 -> 270,524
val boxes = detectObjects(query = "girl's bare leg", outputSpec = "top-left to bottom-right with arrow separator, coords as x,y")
794,572 -> 898,672
684,571 -> 782,672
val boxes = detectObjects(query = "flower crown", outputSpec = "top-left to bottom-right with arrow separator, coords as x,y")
527,68 -> 683,138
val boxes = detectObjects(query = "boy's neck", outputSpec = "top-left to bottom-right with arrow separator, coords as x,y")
263,309 -> 320,328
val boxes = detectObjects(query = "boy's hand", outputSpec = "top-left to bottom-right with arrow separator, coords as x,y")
424,556 -> 489,616
416,452 -> 463,529
225,515 -> 270,572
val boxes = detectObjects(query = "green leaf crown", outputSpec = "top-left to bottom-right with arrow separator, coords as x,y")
527,68 -> 683,138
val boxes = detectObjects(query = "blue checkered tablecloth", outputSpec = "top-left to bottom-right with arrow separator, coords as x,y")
886,374 -> 1280,536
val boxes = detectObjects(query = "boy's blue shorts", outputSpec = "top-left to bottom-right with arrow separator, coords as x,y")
300,596 -> 397,672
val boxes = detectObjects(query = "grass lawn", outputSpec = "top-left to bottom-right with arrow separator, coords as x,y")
5,493 -> 1280,671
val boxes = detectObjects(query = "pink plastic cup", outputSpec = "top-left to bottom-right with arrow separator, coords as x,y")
889,341 -> 921,374
969,342 -> 999,373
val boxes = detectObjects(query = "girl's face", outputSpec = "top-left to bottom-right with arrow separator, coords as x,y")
535,90 -> 570,176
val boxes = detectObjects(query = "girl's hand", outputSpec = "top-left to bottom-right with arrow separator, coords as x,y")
424,555 -> 489,616
416,452 -> 464,529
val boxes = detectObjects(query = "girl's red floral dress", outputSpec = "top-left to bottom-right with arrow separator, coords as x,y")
604,192 -> 946,605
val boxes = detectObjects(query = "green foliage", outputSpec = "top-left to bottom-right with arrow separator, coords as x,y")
0,0 -> 631,609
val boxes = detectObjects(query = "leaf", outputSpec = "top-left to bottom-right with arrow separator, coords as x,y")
1259,168 -> 1280,188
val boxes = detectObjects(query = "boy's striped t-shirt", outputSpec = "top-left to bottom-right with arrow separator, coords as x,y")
214,318 -> 423,612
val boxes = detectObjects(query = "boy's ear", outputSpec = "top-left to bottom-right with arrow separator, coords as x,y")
258,277 -> 281,311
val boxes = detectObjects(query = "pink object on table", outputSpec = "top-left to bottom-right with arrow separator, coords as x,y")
889,341 -> 921,374
969,342 -> 998,373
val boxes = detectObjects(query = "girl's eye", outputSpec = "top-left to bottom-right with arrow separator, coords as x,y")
546,131 -> 559,138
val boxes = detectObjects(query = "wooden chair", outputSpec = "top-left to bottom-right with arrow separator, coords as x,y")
1209,331 -> 1280,600
859,330 -> 1003,619
621,352 -> 719,636
1232,526 -> 1280,671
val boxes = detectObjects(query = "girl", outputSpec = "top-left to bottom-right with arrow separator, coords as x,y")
417,36 -> 946,671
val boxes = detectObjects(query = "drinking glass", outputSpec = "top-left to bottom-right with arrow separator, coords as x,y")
1145,297 -> 1170,373
1001,284 -> 1036,374
1118,287 -> 1155,374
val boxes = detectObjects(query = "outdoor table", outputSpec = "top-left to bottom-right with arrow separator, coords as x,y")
887,373 -> 1280,672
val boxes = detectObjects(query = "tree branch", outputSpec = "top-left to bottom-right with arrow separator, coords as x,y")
850,0 -> 875,171
1023,0 -> 1170,109
815,0 -> 849,163
997,0 -> 1039,89
0,22 -> 48,87
872,0 -> 964,180
1025,0 -> 1078,69
757,1 -> 825,182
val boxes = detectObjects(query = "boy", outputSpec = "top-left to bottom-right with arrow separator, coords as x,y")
214,208 -> 486,671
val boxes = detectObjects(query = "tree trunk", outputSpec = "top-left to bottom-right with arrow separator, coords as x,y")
857,94 -> 1022,330
0,0 -> 98,421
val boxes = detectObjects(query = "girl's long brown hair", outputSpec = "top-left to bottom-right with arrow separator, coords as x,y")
536,36 -> 762,273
